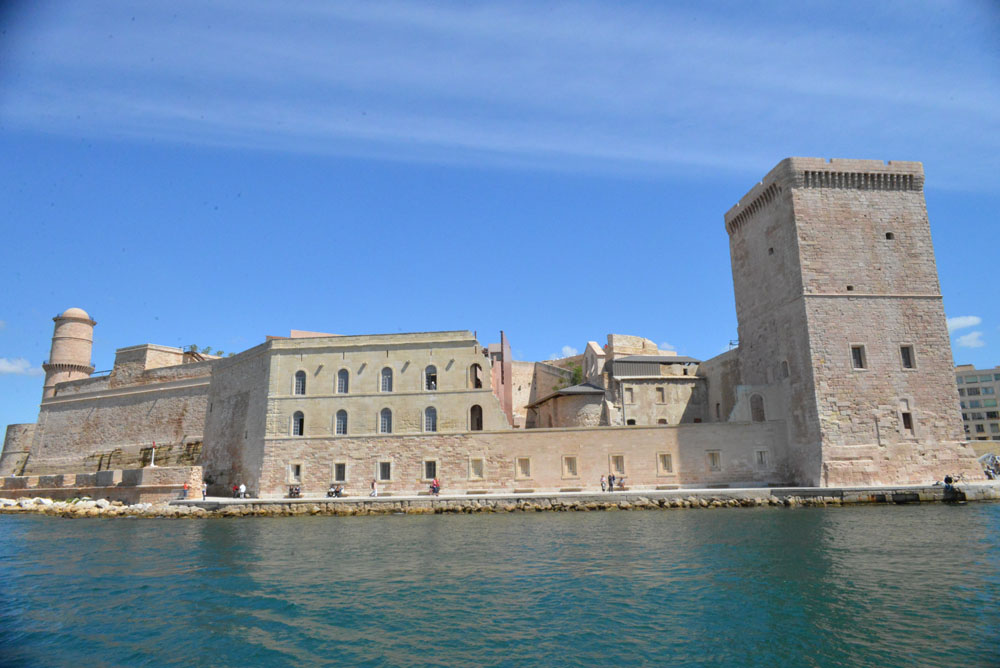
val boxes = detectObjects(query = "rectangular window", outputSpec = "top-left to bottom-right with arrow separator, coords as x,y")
469,458 -> 485,480
995,374 -> 1000,381
611,455 -> 625,475
960,402 -> 966,409
981,375 -> 993,382
562,456 -> 578,478
969,400 -> 981,408
755,450 -> 770,470
423,460 -> 437,480
971,413 -> 985,420
378,461 -> 392,481
851,345 -> 866,369
901,412 -> 914,435
656,387 -> 665,403
985,399 -> 998,408
900,345 -> 915,369
625,388 -> 634,404
975,424 -> 985,433
516,457 -> 531,479
990,423 -> 999,434
289,463 -> 302,483
966,376 -> 979,383
986,411 -> 999,419
983,387 -> 995,395
967,387 -> 981,396
962,413 -> 969,420
959,389 -> 966,396
956,377 -> 964,384
707,451 -> 722,472
657,453 -> 673,474
334,463 -> 346,482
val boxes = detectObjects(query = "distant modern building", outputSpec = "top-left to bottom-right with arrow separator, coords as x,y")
956,365 -> 1000,441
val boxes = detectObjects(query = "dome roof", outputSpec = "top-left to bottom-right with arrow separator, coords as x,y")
59,307 -> 91,320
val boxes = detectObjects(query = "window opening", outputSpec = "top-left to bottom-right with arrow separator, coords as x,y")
708,451 -> 722,471
292,411 -> 305,436
470,364 -> 483,389
516,457 -> 531,478
469,458 -> 485,479
470,405 -> 483,431
379,408 -> 392,434
900,345 -> 915,369
611,455 -> 625,475
750,394 -> 766,422
337,369 -> 349,394
335,410 -> 348,435
378,461 -> 392,481
380,367 -> 393,392
289,463 -> 302,483
294,370 -> 306,395
334,463 -> 346,482
425,365 -> 437,391
563,456 -> 578,477
424,460 -> 437,479
851,345 -> 866,369
658,453 -> 673,473
424,407 -> 437,432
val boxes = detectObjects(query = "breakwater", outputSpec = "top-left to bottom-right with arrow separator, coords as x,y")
3,482 -> 998,518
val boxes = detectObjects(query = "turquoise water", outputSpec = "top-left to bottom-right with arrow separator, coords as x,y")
1,505 -> 999,667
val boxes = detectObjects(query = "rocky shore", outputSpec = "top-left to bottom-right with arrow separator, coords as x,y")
3,482 -> 999,519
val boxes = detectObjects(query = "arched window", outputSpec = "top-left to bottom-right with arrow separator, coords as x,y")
469,363 -> 483,389
470,404 -> 483,431
294,370 -> 306,395
292,411 -> 305,436
337,369 -> 349,394
335,410 -> 348,435
750,394 -> 766,422
424,407 -> 437,432
379,408 -> 392,434
381,367 -> 393,392
425,365 -> 437,391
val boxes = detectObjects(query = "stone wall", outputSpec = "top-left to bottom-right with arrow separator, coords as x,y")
532,393 -> 604,429
0,424 -> 35,476
511,361 -> 572,428
0,465 -> 202,504
698,349 -> 740,422
255,421 -> 792,498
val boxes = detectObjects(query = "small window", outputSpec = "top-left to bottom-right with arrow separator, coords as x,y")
516,457 -> 531,479
851,345 -> 866,370
335,410 -> 348,435
715,403 -> 721,420
901,408 -> 914,435
885,232 -> 894,240
657,418 -> 667,425
995,374 -> 1000,381
707,451 -> 722,471
990,423 -> 999,434
469,458 -> 485,480
987,411 -> 999,419
379,408 -> 392,434
656,387 -> 665,403
294,370 -> 306,395
333,462 -> 346,482
750,394 -> 765,422
337,369 -> 349,394
900,345 -> 915,370
967,387 -> 981,396
975,424 -> 985,433
611,455 -> 625,476
984,387 -> 995,395
781,360 -> 789,379
970,400 -> 981,408
959,388 -> 966,396
292,411 -> 305,436
658,453 -> 673,474
469,364 -> 483,389
846,285 -> 854,291
625,387 -> 634,404
755,450 -> 769,470
380,367 -> 393,392
768,247 -> 774,255
424,407 -> 437,432
378,461 -> 392,481
562,456 -> 578,478
470,404 -> 483,431
289,463 -> 302,483
981,375 -> 993,382
626,419 -> 636,426
423,460 -> 437,479
425,365 -> 437,391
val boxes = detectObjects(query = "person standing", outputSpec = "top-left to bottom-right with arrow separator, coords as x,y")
370,479 -> 378,497
600,475 -> 607,492
202,482 -> 208,499
608,473 -> 616,492
182,482 -> 189,499
431,477 -> 440,496
239,483 -> 247,499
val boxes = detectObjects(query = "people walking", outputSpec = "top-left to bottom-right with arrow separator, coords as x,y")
608,473 -> 616,492
600,475 -> 607,492
370,479 -> 378,497
431,477 -> 441,496
202,482 -> 208,499
182,482 -> 189,499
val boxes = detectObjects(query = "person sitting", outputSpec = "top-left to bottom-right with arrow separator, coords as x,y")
334,485 -> 343,498
327,484 -> 338,497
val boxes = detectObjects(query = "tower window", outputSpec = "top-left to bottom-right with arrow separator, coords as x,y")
380,367 -> 393,392
293,370 -> 306,395
378,461 -> 392,481
337,369 -> 349,394
470,405 -> 483,431
425,365 -> 437,391
750,394 -> 766,422
424,406 -> 437,432
846,285 -> 854,291
379,408 -> 392,434
292,411 -> 305,436
885,232 -> 895,240
900,345 -> 915,370
851,345 -> 867,370
335,410 -> 348,435
768,247 -> 774,255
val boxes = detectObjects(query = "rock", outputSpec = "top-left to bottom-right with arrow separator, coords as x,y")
95,499 -> 111,509
17,498 -> 35,508
35,498 -> 54,506
0,498 -> 17,507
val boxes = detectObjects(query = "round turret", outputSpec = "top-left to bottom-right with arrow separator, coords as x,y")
42,307 -> 96,399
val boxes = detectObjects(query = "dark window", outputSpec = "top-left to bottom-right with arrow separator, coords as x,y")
380,367 -> 393,392
469,364 -> 483,389
626,419 -> 636,426
334,463 -> 346,482
337,369 -> 349,393
885,232 -> 894,240
292,411 -> 305,436
380,408 -> 392,434
379,461 -> 391,480
294,370 -> 306,395
470,405 -> 483,431
424,461 -> 436,479
900,345 -> 915,369
851,346 -> 866,369
424,407 -> 437,432
750,394 -> 766,422
902,412 -> 914,434
335,410 -> 348,435
425,365 -> 437,391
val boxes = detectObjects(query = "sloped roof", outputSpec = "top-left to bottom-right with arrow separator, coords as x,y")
527,382 -> 606,408
615,354 -> 701,364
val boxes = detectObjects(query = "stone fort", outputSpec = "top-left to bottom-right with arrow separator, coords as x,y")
0,158 -> 983,499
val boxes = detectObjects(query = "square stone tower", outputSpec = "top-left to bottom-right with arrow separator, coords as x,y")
725,158 -> 979,486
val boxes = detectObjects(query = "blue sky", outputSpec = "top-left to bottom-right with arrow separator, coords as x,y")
1,0 -> 999,429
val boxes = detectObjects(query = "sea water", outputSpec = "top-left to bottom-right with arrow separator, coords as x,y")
1,504 -> 998,667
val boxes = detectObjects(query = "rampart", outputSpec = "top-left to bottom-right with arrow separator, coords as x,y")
1,466 -> 201,504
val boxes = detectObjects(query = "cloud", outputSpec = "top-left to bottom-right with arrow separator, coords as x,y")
561,346 -> 578,358
0,357 -> 44,376
947,315 -> 982,333
956,331 -> 985,348
659,342 -> 677,352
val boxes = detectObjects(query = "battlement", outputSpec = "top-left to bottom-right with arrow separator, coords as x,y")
725,158 -> 925,235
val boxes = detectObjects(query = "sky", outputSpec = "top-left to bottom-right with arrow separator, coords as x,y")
1,0 -> 999,430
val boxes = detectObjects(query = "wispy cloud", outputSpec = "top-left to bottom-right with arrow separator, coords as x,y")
956,331 -> 985,348
1,1 -> 998,185
947,315 -> 982,333
659,342 -> 677,352
0,358 -> 44,376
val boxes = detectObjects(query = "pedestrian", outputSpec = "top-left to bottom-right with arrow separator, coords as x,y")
182,482 -> 189,499
608,473 -> 616,492
370,479 -> 378,497
600,475 -> 607,492
431,477 -> 440,496
232,483 -> 239,498
202,482 -> 208,499
239,483 -> 247,499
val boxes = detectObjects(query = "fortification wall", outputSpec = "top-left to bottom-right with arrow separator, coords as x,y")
532,393 -> 603,429
255,421 -> 791,497
0,424 -> 36,476
1,466 -> 202,504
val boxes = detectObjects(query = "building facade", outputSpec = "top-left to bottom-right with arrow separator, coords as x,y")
956,365 -> 1000,441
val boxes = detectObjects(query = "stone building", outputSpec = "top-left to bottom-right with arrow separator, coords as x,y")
955,364 -> 1000,442
1,157 -> 984,499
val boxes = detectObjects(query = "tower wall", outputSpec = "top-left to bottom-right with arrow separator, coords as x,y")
42,308 -> 96,399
